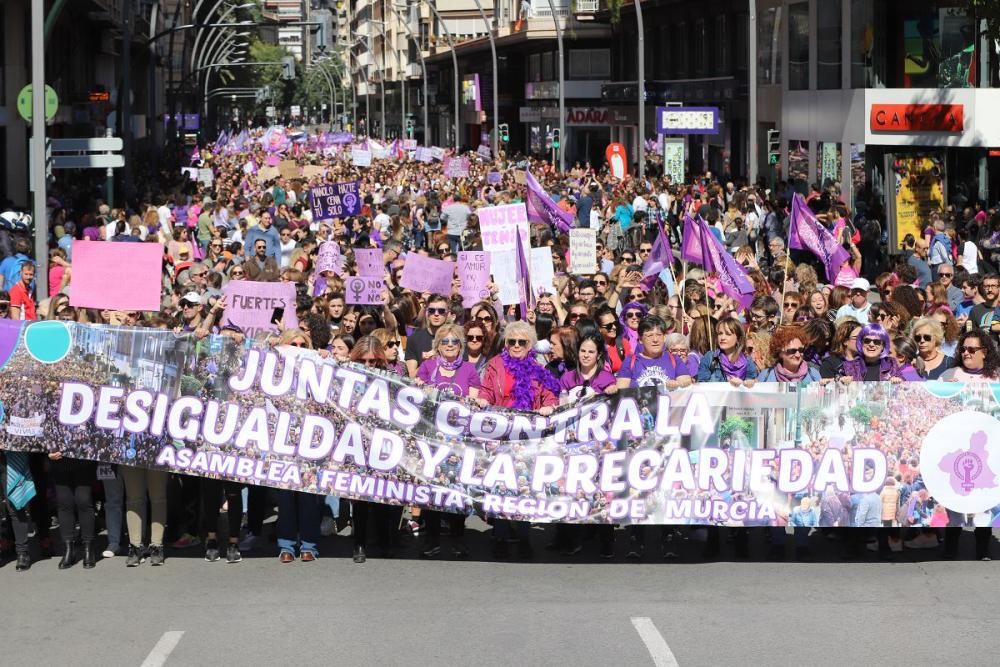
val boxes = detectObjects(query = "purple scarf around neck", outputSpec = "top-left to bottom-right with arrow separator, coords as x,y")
500,348 -> 561,410
718,350 -> 749,379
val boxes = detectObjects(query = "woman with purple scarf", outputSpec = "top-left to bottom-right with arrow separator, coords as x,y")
696,316 -> 759,386
837,322 -> 905,383
618,301 -> 647,352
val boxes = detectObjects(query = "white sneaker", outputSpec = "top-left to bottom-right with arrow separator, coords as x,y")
320,516 -> 336,537
102,547 -> 118,558
904,533 -> 940,549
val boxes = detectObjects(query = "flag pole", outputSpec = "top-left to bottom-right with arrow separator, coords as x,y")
779,238 -> 791,326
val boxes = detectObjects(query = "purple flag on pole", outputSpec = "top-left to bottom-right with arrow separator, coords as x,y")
515,226 -> 535,317
682,216 -> 755,310
789,193 -> 852,283
524,171 -> 573,233
641,220 -> 673,290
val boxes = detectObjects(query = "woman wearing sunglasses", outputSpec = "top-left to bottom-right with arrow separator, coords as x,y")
462,320 -> 492,377
478,321 -> 560,415
595,306 -> 632,373
940,330 -> 1000,560
618,301 -> 647,352
911,317 -> 955,380
414,325 -> 479,559
697,316 -> 758,386
372,328 -> 406,375
836,323 -> 905,383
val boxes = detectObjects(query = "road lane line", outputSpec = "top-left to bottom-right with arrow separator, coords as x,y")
631,617 -> 680,667
140,631 -> 185,667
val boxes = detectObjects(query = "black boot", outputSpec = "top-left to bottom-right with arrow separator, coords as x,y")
15,552 -> 31,571
82,541 -> 96,569
58,541 -> 76,570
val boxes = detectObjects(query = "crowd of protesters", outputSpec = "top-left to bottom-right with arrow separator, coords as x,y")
0,125 -> 998,572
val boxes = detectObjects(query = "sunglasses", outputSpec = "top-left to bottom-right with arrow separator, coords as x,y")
438,246 -> 449,253
361,358 -> 381,366
600,323 -> 617,331
288,341 -> 307,348
231,271 -> 245,277
782,347 -> 805,356
622,256 -> 635,262
569,313 -> 586,320
506,338 -> 529,348
639,247 -> 652,254
467,334 -> 484,342
783,302 -> 800,310
960,346 -> 984,354
439,337 -> 461,346
938,272 -> 953,278
427,307 -> 448,315
624,311 -> 642,319
385,340 -> 400,348
477,314 -> 494,323
862,337 -> 884,347
914,334 -> 934,343
595,280 -> 607,286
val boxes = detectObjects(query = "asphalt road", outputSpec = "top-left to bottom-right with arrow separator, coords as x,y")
1,522 -> 996,666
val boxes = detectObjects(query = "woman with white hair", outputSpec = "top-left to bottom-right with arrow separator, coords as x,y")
477,320 -> 559,415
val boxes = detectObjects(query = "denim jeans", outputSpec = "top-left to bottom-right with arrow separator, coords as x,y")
103,475 -> 124,549
277,490 -> 321,555
447,234 -> 462,254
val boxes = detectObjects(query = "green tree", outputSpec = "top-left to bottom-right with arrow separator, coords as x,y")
718,416 -> 753,443
849,404 -> 873,427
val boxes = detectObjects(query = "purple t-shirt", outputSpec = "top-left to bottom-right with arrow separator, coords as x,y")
616,352 -> 682,388
417,357 -> 482,397
560,369 -> 617,401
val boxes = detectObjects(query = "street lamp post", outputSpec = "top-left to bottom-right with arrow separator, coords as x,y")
469,0 -> 500,157
636,0 -> 645,179
543,0 -> 565,171
385,2 -> 429,145
347,49 -> 370,136
396,1 -> 459,150
371,20 -> 406,140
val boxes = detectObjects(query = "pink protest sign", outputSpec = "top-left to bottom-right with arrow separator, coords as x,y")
399,254 -> 455,296
354,248 -> 384,277
477,203 -> 529,253
221,280 -> 298,340
457,251 -> 491,307
345,275 -> 386,305
69,241 -> 163,311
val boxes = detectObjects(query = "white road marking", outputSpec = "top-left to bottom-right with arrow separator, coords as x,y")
140,631 -> 185,667
631,617 -> 680,667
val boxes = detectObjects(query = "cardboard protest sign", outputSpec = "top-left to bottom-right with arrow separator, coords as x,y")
569,228 -> 598,274
430,147 -> 446,161
309,181 -> 362,220
415,147 -> 433,163
69,241 -> 163,312
487,171 -> 502,185
476,145 -> 491,159
181,167 -> 198,181
478,203 -> 530,253
403,139 -> 417,150
315,241 -> 342,276
457,251 -> 491,307
514,170 -> 527,185
221,280 -> 298,339
351,149 -> 372,167
302,165 -> 325,179
344,275 -> 386,305
278,160 -> 299,180
258,166 -> 280,181
354,248 -> 384,277
530,246 -> 556,295
399,254 -> 455,295
197,169 -> 214,187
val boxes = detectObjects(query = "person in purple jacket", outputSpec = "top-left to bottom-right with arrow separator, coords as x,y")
560,331 -> 618,402
415,323 -> 481,400
414,323 -> 479,559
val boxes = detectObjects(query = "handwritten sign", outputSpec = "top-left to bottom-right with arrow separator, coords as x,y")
197,168 -> 214,187
457,251 -> 492,307
221,280 -> 298,339
476,145 -> 491,159
403,139 -> 417,150
569,228 -> 598,274
258,166 -> 280,181
514,170 -> 527,185
443,156 -> 470,178
354,248 -> 383,277
430,147 -> 446,161
352,149 -> 372,167
315,241 -> 342,276
530,246 -> 556,295
399,254 -> 455,295
415,147 -> 433,163
487,171 -> 502,185
345,275 -> 386,305
477,203 -> 529,253
181,167 -> 198,181
309,181 -> 362,220
302,165 -> 325,179
69,241 -> 163,312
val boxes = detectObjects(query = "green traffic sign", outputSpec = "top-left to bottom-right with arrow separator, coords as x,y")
17,84 -> 59,123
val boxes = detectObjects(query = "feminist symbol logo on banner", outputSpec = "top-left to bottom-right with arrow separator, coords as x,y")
921,411 -> 1000,514
343,192 -> 358,212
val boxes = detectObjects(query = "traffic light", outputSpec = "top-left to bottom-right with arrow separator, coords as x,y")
552,128 -> 561,150
499,123 -> 509,143
767,129 -> 780,165
281,56 -> 296,80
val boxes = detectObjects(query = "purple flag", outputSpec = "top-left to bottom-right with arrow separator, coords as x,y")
641,220 -> 673,290
524,171 -> 573,233
682,216 -> 755,310
789,193 -> 851,283
515,227 -> 535,318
